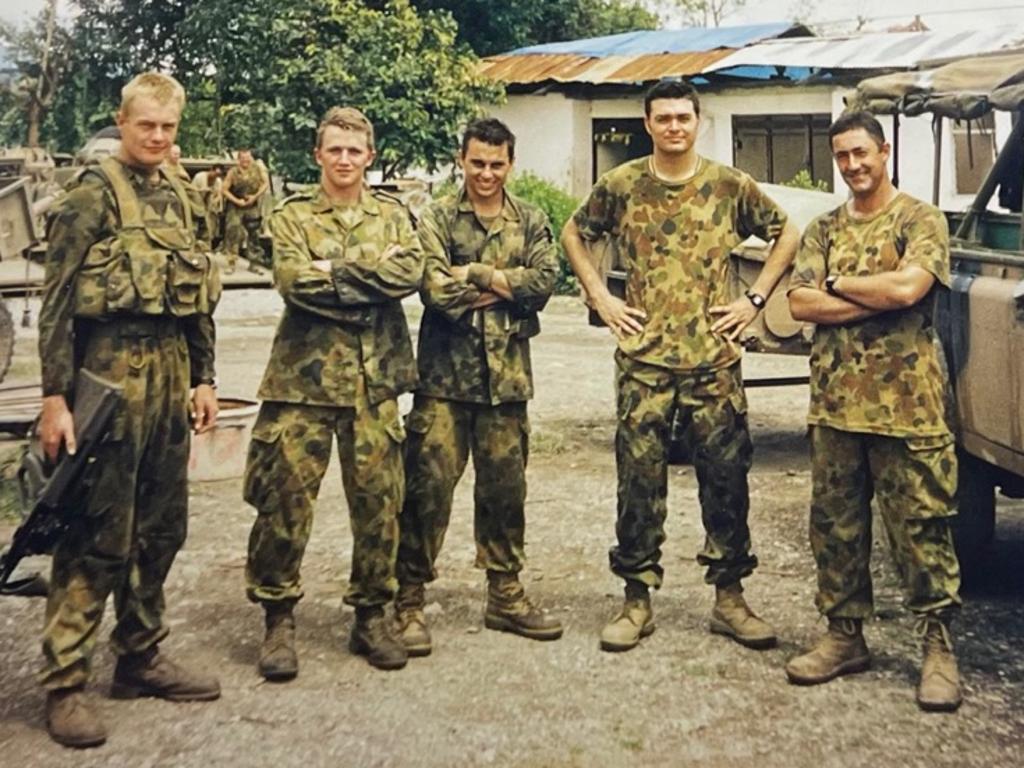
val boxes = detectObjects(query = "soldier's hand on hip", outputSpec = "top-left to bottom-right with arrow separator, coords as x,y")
191,384 -> 219,434
39,394 -> 76,462
595,293 -> 646,339
709,297 -> 757,340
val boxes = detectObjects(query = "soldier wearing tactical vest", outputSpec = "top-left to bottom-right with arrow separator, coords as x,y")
36,72 -> 221,749
243,106 -> 423,677
222,147 -> 269,273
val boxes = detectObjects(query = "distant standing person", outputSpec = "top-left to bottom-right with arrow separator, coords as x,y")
192,164 -> 225,248
562,79 -> 799,653
786,110 -> 963,711
36,71 -> 221,749
393,117 -> 562,657
164,143 -> 191,183
243,107 -> 423,677
223,148 -> 269,272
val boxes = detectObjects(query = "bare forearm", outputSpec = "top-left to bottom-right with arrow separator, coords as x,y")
561,220 -> 608,301
789,287 -> 880,324
750,221 -> 799,297
830,269 -> 934,311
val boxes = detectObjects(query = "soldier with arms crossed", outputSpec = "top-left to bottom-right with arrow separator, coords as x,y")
244,107 -> 423,676
222,147 -> 270,272
562,79 -> 799,653
786,111 -> 963,711
37,71 -> 221,748
393,118 -> 562,655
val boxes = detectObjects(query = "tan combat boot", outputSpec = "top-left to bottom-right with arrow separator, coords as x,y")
111,646 -> 221,701
710,582 -> 777,649
350,606 -> 409,670
786,618 -> 871,685
259,601 -> 298,681
484,571 -> 563,641
916,617 -> 963,712
45,686 -> 107,749
394,582 -> 432,658
600,581 -> 655,652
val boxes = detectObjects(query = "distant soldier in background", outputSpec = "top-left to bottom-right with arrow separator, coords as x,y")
223,148 -> 269,272
164,143 -> 191,183
192,164 -> 225,248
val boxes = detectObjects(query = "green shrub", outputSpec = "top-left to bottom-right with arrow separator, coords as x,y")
780,168 -> 831,193
431,171 -> 580,294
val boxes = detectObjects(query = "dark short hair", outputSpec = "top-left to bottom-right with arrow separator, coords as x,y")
644,79 -> 700,117
828,111 -> 886,148
461,118 -> 515,161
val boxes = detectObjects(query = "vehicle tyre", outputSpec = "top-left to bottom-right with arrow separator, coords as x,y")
952,450 -> 997,573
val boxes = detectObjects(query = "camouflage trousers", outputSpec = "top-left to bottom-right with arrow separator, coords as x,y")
40,318 -> 191,691
223,205 -> 265,267
612,351 -> 757,589
809,425 -> 961,619
397,395 -> 529,585
244,385 -> 405,608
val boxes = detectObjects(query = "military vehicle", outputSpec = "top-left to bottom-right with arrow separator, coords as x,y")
856,51 -> 1024,567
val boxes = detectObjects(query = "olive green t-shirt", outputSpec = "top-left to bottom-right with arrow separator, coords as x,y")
788,192 -> 952,438
572,156 -> 787,372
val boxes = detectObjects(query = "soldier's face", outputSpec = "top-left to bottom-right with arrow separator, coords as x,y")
645,98 -> 699,156
832,129 -> 890,197
316,126 -> 374,194
237,150 -> 253,169
116,96 -> 181,170
460,139 -> 512,205
169,145 -> 182,164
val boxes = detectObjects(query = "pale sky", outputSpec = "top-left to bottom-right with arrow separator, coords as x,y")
2,0 -> 1023,37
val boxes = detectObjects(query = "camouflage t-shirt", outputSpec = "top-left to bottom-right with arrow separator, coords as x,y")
788,192 -> 952,438
572,156 -> 787,372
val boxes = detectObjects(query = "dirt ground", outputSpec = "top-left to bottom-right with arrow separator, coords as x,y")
1,290 -> 1022,768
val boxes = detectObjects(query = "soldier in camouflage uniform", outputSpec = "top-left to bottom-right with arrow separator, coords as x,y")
222,148 -> 269,273
243,106 -> 422,677
563,80 -> 799,653
36,72 -> 221,749
786,111 -> 963,711
164,144 -> 191,183
393,118 -> 562,656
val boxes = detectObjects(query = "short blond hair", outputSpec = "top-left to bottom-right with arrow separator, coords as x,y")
120,72 -> 186,116
316,106 -> 375,151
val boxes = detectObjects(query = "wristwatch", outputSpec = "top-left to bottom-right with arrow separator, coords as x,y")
196,377 -> 218,389
744,290 -> 766,310
824,275 -> 842,297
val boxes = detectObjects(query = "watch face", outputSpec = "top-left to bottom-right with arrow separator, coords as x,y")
746,291 -> 765,308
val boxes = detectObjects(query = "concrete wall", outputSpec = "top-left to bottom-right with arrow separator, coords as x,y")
493,86 -> 1011,213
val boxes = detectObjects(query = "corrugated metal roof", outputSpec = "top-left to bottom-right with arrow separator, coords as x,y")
507,23 -> 804,57
705,28 -> 1024,74
481,23 -> 809,86
480,50 -> 737,85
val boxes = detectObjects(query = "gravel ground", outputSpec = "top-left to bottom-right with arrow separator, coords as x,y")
1,291 -> 1021,767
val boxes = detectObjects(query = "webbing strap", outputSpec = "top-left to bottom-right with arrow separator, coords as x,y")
98,157 -> 194,233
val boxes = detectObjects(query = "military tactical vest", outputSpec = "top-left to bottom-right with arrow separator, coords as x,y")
74,157 -> 221,319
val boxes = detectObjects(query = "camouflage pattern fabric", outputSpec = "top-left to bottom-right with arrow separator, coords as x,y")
244,385 -> 405,608
416,187 -> 558,405
257,186 -> 422,408
223,163 -> 267,264
612,351 -> 757,588
397,396 -> 530,584
39,319 -> 193,690
788,193 -> 952,438
572,156 -> 787,372
809,425 -> 961,619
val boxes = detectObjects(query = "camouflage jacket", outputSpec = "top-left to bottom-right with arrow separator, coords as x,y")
225,163 -> 266,210
789,193 -> 952,439
573,156 -> 788,373
416,187 -> 558,405
39,158 -> 215,398
257,186 -> 423,407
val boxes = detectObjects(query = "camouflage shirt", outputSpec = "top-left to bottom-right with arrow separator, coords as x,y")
38,159 -> 215,397
225,163 -> 266,209
573,156 -> 787,372
788,193 -> 952,438
257,186 -> 423,407
416,187 -> 558,405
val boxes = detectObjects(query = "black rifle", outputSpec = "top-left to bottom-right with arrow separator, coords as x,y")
0,370 -> 123,596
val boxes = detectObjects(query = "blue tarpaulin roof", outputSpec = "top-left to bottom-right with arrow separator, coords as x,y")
508,23 -> 803,57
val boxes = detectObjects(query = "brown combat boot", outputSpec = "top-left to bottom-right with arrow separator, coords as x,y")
916,617 -> 963,712
111,646 -> 221,701
394,583 -> 432,658
786,618 -> 871,685
484,571 -> 563,641
45,686 -> 107,749
349,606 -> 409,670
710,582 -> 777,649
600,580 -> 655,652
259,601 -> 298,681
